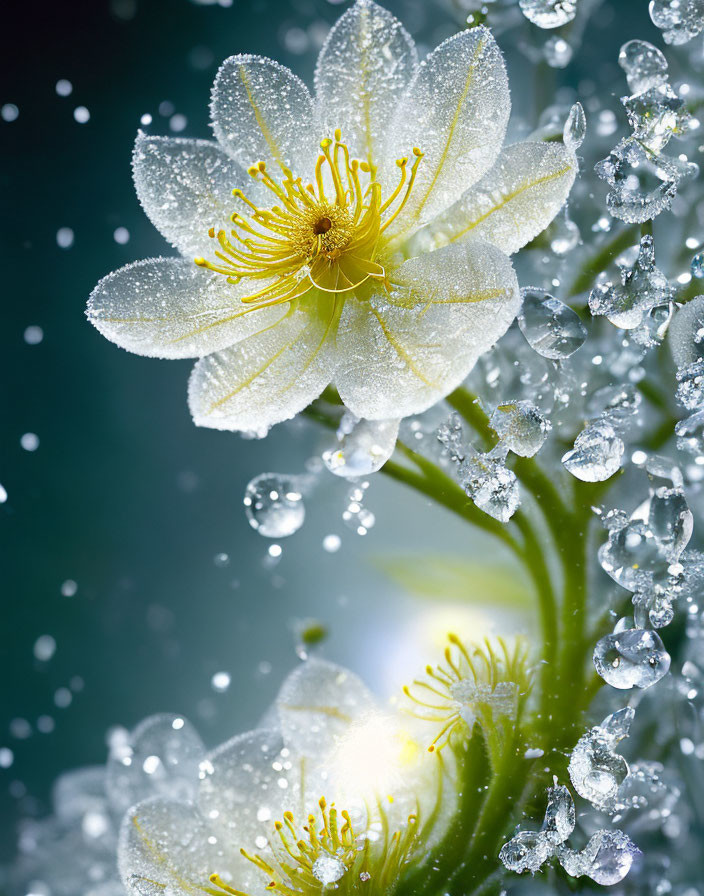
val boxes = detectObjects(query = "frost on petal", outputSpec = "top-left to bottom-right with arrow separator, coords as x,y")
87,258 -> 288,359
187,302 -> 337,433
384,27 -> 510,231
314,0 -> 417,170
211,55 -> 317,176
407,142 -> 577,257
132,134 -> 263,260
335,240 -> 520,420
106,714 -> 204,814
118,798 -> 232,896
276,658 -> 377,757
198,729 -> 299,854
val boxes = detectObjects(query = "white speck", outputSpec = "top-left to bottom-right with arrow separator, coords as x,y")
524,747 -> 544,759
143,754 -> 161,774
140,113 -> 153,126
1,104 -> 19,122
73,105 -> 90,123
213,552 -> 230,568
24,326 -> 43,345
56,79 -> 73,97
0,747 -> 14,768
268,544 -> 282,558
61,579 -> 78,597
113,226 -> 130,244
211,671 -> 231,693
256,807 -> 271,822
20,433 -> 39,452
33,635 -> 56,662
172,717 -> 184,729
0,484 -> 7,503
54,687 -> 72,708
322,534 -> 341,553
255,835 -> 267,849
56,227 -> 74,248
169,113 -> 187,132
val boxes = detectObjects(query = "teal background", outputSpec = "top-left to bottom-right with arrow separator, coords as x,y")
0,0 -> 656,854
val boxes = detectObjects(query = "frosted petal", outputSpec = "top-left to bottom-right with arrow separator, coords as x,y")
407,142 -> 576,257
132,134 -> 263,260
118,798 -> 232,896
211,55 -> 316,176
314,0 -> 417,168
385,27 -> 509,230
335,240 -> 519,419
276,658 -> 377,758
106,714 -> 204,814
87,258 -> 288,359
187,303 -> 337,433
198,729 -> 299,852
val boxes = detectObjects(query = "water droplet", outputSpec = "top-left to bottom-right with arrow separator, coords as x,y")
211,671 -> 231,693
244,474 -> 305,538
544,35 -> 573,68
490,400 -> 550,457
312,854 -> 346,884
569,726 -> 630,810
549,207 -> 581,254
322,414 -> 399,478
562,421 -> 624,482
558,830 -> 640,884
500,830 -> 551,873
650,0 -> 704,45
33,635 -> 56,662
518,288 -> 587,359
519,0 -> 577,28
618,40 -> 669,94
542,784 -> 575,844
589,235 -> 672,329
462,454 -> 520,522
595,138 -> 684,223
593,628 -> 671,689
676,408 -> 704,456
691,252 -> 704,278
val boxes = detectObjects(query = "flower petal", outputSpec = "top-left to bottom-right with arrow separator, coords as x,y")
198,729 -> 300,851
314,0 -> 417,168
406,141 -> 577,257
211,55 -> 317,177
187,302 -> 338,433
132,133 -> 263,260
384,26 -> 510,230
87,258 -> 288,359
276,658 -> 378,758
335,239 -> 519,419
106,714 -> 204,814
118,797 -> 239,896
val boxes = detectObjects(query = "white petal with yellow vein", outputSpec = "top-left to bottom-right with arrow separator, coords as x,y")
87,258 -> 288,359
314,0 -> 417,173
118,797 -> 245,896
131,134 -> 269,260
406,141 -> 577,257
198,728 -> 299,856
187,303 -> 337,433
335,239 -> 520,420
276,658 -> 378,759
211,55 -> 317,176
384,27 -> 510,230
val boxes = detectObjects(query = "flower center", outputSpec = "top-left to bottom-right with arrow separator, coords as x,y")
194,131 -> 423,310
209,797 -> 419,896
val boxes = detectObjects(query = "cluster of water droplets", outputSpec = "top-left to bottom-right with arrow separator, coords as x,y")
500,780 -> 640,885
650,0 -> 704,45
595,39 -> 696,223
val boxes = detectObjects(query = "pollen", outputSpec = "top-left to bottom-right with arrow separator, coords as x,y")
194,132 -> 424,312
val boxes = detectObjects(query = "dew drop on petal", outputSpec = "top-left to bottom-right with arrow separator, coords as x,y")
312,855 -> 346,884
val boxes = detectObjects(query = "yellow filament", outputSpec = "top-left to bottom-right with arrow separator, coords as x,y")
194,131 -> 423,311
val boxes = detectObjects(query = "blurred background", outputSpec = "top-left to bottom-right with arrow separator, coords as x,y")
0,0 -> 655,854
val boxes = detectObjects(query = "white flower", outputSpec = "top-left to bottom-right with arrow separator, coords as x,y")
118,660 -> 444,896
87,0 -> 576,434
